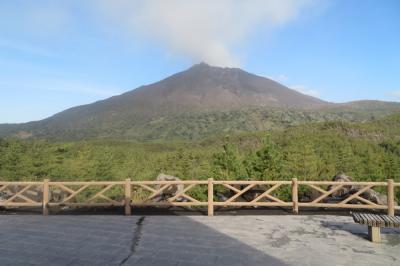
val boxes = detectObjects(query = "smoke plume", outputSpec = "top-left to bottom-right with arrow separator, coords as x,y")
99,0 -> 317,67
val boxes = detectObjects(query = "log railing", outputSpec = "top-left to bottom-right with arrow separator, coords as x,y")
0,179 -> 399,216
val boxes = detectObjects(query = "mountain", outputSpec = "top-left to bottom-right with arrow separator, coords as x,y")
1,63 -> 400,140
118,62 -> 329,112
45,62 -> 330,119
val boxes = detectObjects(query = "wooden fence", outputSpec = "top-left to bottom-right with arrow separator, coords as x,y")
0,179 -> 399,216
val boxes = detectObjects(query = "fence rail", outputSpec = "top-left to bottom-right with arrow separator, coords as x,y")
0,179 -> 399,216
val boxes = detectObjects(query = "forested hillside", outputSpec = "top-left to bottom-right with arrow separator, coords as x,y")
1,113 -> 399,185
1,104 -> 400,141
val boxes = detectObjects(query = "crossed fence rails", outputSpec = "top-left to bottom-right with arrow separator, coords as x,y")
0,179 -> 398,216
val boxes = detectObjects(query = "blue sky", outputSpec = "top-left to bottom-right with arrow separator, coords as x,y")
0,0 -> 399,123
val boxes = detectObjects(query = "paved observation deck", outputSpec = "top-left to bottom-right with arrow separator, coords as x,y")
0,214 -> 399,265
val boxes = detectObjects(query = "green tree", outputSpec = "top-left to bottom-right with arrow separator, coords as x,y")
212,142 -> 245,180
334,141 -> 356,175
245,136 -> 283,180
94,149 -> 114,180
384,153 -> 400,180
283,142 -> 319,180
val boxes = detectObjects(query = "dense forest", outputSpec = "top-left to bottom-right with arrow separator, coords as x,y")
1,113 -> 400,185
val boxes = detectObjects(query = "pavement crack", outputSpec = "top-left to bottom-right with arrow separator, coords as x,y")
120,216 -> 145,265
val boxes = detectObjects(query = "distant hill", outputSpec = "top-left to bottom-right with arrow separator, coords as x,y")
1,63 -> 399,140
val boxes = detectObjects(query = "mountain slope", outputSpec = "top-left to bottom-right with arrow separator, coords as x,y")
43,62 -> 330,121
0,63 -> 399,140
119,62 -> 329,111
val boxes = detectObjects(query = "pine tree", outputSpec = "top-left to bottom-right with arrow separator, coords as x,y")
212,142 -> 245,180
244,136 -> 284,180
384,153 -> 400,180
335,144 -> 354,175
284,142 -> 319,180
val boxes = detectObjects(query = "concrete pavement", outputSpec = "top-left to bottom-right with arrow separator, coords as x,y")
0,214 -> 399,265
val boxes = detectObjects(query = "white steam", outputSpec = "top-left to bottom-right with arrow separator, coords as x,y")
98,0 -> 317,67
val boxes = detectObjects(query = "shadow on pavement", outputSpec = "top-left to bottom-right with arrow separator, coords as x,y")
320,220 -> 400,244
0,214 -> 288,265
125,215 -> 287,265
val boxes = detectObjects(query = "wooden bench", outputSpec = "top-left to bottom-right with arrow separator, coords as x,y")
351,212 -> 400,243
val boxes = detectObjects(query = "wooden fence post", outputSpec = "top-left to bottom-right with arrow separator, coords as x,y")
387,179 -> 394,216
43,179 -> 49,216
292,178 -> 299,214
125,178 -> 131,216
208,178 -> 214,216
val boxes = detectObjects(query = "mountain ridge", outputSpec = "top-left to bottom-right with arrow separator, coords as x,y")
1,63 -> 399,140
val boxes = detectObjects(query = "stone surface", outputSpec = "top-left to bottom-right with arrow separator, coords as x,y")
327,173 -> 388,205
0,214 -> 399,265
154,173 -> 184,201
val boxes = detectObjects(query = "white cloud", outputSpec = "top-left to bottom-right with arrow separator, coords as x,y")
388,91 -> 400,99
2,1 -> 321,67
265,74 -> 289,82
97,0 -> 319,67
290,84 -> 320,97
262,74 -> 321,98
